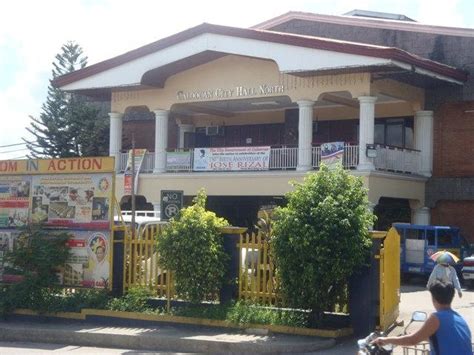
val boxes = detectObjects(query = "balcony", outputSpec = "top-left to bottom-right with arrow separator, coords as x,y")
118,144 -> 421,175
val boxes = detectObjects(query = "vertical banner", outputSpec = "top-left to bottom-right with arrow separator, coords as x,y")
321,142 -> 345,169
124,149 -> 147,195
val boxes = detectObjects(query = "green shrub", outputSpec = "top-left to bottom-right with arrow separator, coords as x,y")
173,301 -> 308,328
156,189 -> 229,303
272,165 -> 374,321
107,287 -> 153,313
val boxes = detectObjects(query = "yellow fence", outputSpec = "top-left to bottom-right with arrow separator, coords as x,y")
238,231 -> 279,305
122,223 -> 175,300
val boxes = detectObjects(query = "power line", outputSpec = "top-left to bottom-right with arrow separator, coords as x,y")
0,147 -> 30,154
0,142 -> 26,148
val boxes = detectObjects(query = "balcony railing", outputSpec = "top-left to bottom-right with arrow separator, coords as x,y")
118,145 -> 360,173
373,144 -> 420,175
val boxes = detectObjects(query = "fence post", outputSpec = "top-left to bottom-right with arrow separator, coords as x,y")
219,226 -> 247,304
348,235 -> 382,336
111,229 -> 125,297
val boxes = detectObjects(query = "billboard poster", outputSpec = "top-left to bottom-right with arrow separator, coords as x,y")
31,173 -> 112,229
193,146 -> 271,172
0,176 -> 31,228
0,230 -> 22,283
63,230 -> 110,288
124,149 -> 147,195
321,142 -> 345,169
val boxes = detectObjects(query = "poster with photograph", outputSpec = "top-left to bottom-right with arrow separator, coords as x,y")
0,230 -> 22,283
31,174 -> 112,229
0,176 -> 31,228
321,141 -> 345,169
63,230 -> 110,288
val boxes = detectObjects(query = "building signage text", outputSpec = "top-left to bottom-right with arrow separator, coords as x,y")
176,84 -> 285,101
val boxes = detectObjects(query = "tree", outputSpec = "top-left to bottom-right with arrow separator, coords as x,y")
156,189 -> 229,303
271,165 -> 375,323
24,41 -> 109,158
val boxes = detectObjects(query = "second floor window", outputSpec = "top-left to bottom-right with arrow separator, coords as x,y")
374,117 -> 414,149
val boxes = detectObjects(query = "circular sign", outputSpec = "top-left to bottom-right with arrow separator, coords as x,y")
164,203 -> 179,218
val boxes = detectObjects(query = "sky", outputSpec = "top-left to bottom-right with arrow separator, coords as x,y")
1,0 -> 473,159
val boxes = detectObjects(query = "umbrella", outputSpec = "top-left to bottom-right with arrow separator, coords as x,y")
430,250 -> 460,265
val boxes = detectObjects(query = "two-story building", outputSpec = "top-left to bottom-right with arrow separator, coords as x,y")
53,10 -> 473,237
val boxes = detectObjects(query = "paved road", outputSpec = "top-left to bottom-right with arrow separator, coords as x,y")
0,342 -> 193,355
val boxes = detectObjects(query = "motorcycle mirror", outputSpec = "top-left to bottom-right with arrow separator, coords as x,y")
411,311 -> 427,322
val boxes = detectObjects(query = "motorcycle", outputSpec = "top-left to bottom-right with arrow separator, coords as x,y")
357,311 -> 428,355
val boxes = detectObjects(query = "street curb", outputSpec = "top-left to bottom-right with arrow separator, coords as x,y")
0,322 -> 336,353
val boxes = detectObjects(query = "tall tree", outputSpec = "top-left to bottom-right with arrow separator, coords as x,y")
24,41 -> 109,158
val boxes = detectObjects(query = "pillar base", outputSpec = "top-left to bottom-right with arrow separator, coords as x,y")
297,165 -> 312,172
357,162 -> 375,171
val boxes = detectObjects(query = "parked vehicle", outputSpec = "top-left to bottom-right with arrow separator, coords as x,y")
462,254 -> 474,288
394,224 -> 468,277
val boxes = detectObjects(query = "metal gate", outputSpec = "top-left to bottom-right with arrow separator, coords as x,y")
378,227 -> 401,331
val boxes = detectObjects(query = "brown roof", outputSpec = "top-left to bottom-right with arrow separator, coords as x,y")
52,22 -> 468,88
253,11 -> 474,37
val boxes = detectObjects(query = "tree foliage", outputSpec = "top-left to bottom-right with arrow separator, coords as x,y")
24,41 -> 109,158
156,189 -> 229,303
271,165 -> 375,316
0,224 -> 71,314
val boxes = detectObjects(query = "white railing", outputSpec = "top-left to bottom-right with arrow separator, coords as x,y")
374,145 -> 420,175
312,145 -> 359,169
118,144 -> 419,175
118,152 -> 154,173
269,147 -> 298,169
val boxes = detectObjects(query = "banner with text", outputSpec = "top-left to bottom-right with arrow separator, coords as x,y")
321,142 -> 345,169
124,149 -> 147,195
193,146 -> 271,172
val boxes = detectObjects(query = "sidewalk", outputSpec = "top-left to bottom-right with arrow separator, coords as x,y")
0,318 -> 336,353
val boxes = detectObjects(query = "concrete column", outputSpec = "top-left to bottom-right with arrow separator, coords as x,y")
296,100 -> 314,171
357,96 -> 377,171
414,111 -> 434,177
412,207 -> 431,225
153,109 -> 169,173
108,112 -> 123,171
178,124 -> 195,149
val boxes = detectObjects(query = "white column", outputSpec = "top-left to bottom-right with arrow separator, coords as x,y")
178,124 -> 195,149
357,96 -> 377,171
368,202 -> 377,230
414,111 -> 434,177
297,100 -> 314,171
108,112 -> 123,171
412,207 -> 431,225
153,109 -> 169,173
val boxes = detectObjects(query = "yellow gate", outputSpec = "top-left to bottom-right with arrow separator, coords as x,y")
377,227 -> 401,331
122,223 -> 175,299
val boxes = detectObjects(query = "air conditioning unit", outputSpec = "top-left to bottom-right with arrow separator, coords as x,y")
206,126 -> 224,136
